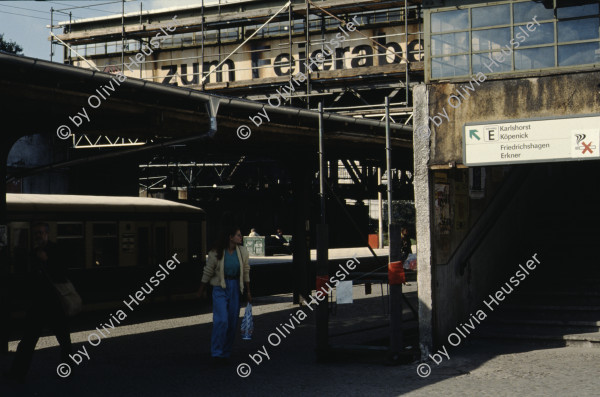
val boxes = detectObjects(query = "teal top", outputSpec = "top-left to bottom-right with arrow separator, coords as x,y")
224,249 -> 240,278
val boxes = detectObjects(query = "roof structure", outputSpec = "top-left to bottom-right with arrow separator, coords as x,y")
6,193 -> 206,213
0,52 -> 413,161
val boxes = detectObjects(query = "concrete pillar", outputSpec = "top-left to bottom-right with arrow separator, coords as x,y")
413,84 -> 434,359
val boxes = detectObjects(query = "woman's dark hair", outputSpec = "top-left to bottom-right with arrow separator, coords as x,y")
212,224 -> 241,260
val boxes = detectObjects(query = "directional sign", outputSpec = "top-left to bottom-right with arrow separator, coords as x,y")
464,115 -> 600,166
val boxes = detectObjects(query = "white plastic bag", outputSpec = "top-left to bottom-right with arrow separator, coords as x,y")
240,303 -> 254,340
403,253 -> 417,270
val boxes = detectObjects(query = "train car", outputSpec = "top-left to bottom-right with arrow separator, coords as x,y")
5,194 -> 206,310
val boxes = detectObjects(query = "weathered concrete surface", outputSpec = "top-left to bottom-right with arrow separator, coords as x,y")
413,84 -> 433,359
429,70 -> 600,165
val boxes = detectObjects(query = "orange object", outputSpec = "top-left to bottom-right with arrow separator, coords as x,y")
388,261 -> 406,285
368,234 -> 379,249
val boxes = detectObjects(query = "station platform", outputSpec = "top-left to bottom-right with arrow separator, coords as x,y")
2,281 -> 599,396
248,247 -> 390,265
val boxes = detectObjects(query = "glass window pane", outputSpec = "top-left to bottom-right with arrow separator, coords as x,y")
96,43 -> 106,55
558,42 -> 600,66
515,47 -> 555,70
93,223 -> 116,236
431,32 -> 469,56
472,4 -> 510,28
472,52 -> 512,74
558,18 -> 600,42
472,28 -> 510,51
514,2 -> 554,23
431,54 -> 468,78
514,23 -> 554,46
558,4 -> 600,19
431,9 -> 468,33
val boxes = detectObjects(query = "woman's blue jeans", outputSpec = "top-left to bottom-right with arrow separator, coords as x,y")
211,279 -> 240,358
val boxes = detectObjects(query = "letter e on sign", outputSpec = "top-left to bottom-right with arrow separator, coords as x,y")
484,126 -> 499,142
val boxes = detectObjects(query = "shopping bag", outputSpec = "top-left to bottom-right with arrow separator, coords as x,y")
388,261 -> 406,285
404,254 -> 417,271
240,303 -> 254,340
54,280 -> 83,317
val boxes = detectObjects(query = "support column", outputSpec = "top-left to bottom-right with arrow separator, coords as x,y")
292,158 -> 311,305
315,102 -> 329,360
413,84 -> 433,359
0,141 -> 11,354
386,96 -> 404,363
388,224 -> 403,362
378,168 -> 383,249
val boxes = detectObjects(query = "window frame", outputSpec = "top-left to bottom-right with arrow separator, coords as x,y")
427,0 -> 600,81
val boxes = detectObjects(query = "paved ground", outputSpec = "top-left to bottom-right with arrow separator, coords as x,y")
2,284 -> 599,396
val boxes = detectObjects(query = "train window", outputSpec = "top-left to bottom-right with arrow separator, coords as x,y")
57,222 -> 85,269
92,222 -> 118,267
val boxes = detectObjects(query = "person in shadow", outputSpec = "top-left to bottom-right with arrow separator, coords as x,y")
198,224 -> 251,364
4,222 -> 73,382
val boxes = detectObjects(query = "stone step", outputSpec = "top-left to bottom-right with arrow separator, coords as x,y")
502,304 -> 600,312
487,316 -> 600,329
473,323 -> 600,347
507,292 -> 600,307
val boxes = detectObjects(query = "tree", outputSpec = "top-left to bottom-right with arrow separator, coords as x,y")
0,34 -> 23,55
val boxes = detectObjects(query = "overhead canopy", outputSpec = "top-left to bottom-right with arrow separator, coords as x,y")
0,53 -> 413,158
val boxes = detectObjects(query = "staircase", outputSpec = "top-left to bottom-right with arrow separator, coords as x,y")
473,162 -> 600,347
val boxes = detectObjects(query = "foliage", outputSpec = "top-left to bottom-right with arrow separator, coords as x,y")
0,34 -> 23,55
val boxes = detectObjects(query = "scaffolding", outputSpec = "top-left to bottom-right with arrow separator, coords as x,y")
52,0 -> 424,150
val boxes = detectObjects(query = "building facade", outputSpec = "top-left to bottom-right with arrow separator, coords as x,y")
416,0 -> 600,354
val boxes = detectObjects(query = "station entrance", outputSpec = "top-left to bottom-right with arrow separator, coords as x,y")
423,159 -> 600,349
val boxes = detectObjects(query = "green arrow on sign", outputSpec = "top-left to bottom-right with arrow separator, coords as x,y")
469,129 -> 480,140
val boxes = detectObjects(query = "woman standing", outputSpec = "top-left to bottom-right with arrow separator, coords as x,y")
198,225 -> 251,363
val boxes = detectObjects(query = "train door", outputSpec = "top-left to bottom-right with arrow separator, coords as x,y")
118,221 -> 137,267
136,221 -> 151,267
187,220 -> 204,266
170,221 -> 188,263
153,221 -> 168,265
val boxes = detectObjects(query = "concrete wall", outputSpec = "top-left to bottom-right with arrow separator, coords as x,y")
417,70 -> 600,348
429,70 -> 600,165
